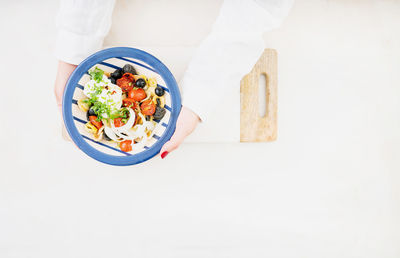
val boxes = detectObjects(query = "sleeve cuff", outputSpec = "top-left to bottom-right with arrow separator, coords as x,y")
54,29 -> 104,65
182,94 -> 207,123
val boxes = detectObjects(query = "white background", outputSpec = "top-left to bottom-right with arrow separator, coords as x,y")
1,0 -> 399,257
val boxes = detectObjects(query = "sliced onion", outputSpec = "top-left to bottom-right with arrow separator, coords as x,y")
129,117 -> 156,146
132,125 -> 146,140
107,108 -> 157,146
104,126 -> 120,141
111,108 -> 135,133
114,130 -> 134,141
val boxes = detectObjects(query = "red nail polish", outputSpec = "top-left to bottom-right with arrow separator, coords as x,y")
161,151 -> 169,159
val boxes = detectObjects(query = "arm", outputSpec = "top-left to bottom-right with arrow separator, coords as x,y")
54,0 -> 115,113
181,0 -> 294,121
160,0 -> 293,157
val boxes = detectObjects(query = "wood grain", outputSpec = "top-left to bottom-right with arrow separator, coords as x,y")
240,49 -> 277,142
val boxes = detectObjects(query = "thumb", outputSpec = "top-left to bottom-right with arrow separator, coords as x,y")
159,129 -> 186,159
159,106 -> 200,159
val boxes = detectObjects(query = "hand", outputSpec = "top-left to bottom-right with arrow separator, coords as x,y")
160,106 -> 200,159
54,61 -> 77,113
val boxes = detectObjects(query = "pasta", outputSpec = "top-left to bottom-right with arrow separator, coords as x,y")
78,65 -> 166,152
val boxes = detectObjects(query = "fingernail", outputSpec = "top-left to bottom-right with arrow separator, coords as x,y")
161,151 -> 169,159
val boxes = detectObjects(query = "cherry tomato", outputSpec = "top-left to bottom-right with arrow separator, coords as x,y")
113,117 -> 126,127
122,73 -> 135,81
120,140 -> 132,152
128,88 -> 147,102
116,73 -> 135,92
122,98 -> 138,109
140,99 -> 156,116
116,78 -> 133,92
89,116 -> 103,129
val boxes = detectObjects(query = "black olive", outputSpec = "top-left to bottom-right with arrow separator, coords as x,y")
110,77 -> 116,84
103,132 -> 112,141
153,106 -> 166,120
145,115 -> 151,121
135,78 -> 146,88
155,86 -> 165,96
122,64 -> 137,75
86,107 -> 96,120
111,69 -> 123,79
156,98 -> 161,106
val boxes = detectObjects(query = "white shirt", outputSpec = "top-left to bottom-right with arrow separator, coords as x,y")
55,0 -> 293,122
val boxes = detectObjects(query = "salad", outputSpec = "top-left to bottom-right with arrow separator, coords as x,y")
77,64 -> 166,152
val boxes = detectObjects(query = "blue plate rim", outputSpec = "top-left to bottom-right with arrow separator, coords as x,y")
62,47 -> 181,166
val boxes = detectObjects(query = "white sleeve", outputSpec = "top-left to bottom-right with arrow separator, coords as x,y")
54,0 -> 116,65
180,0 -> 293,121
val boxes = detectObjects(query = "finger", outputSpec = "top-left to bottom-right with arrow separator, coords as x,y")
57,102 -> 62,114
159,141 -> 176,159
159,129 -> 186,158
159,106 -> 200,159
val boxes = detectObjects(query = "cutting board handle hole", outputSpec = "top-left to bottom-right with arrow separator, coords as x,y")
258,73 -> 269,117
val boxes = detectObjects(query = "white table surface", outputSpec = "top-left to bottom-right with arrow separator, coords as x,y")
1,0 -> 400,257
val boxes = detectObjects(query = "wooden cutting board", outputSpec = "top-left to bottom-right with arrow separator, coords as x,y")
240,48 -> 277,142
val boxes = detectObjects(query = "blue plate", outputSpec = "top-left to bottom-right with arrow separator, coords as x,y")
63,47 -> 181,166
